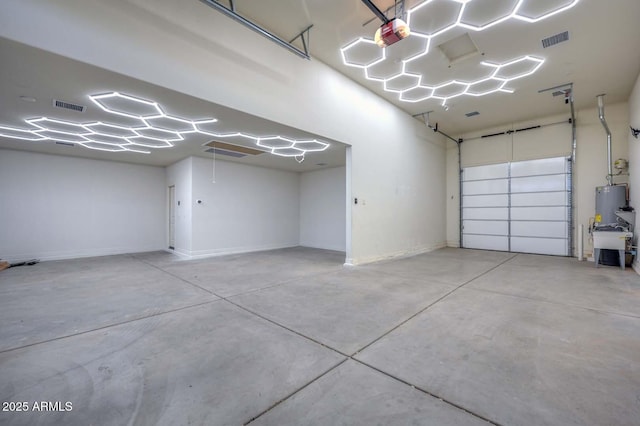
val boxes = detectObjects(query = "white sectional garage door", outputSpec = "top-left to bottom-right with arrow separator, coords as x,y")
462,157 -> 570,256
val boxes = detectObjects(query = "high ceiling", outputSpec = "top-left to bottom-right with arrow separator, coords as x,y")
230,0 -> 640,133
1,0 -> 639,168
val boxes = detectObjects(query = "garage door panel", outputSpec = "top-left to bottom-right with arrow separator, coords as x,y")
511,157 -> 568,177
511,221 -> 568,238
510,237 -> 568,256
463,179 -> 509,196
463,194 -> 509,208
463,235 -> 509,251
463,163 -> 509,181
463,208 -> 509,220
511,174 -> 567,193
463,220 -> 508,236
511,192 -> 567,207
511,206 -> 567,221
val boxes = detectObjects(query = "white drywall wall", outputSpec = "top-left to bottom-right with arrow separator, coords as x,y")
300,167 -> 346,252
166,157 -> 193,257
0,149 -> 165,261
0,0 -> 447,265
190,157 -> 299,257
628,72 -> 640,273
446,102 -> 630,257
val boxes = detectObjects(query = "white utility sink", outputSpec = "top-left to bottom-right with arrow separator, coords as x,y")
593,230 -> 632,270
593,231 -> 632,250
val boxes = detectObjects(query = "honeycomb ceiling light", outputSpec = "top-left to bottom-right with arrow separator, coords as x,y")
257,137 -> 329,159
0,92 -> 330,159
341,0 -> 580,103
398,55 -> 544,104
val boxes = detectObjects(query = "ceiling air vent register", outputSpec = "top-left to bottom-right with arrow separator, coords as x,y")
203,141 -> 266,158
542,31 -> 569,48
204,148 -> 246,158
53,99 -> 87,113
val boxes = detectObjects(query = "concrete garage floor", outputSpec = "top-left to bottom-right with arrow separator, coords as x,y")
1,247 -> 639,425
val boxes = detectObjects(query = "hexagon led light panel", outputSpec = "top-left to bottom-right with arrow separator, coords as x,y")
340,0 -> 581,104
258,137 -> 330,159
91,92 -> 164,119
0,92 -> 330,159
409,0 -> 464,36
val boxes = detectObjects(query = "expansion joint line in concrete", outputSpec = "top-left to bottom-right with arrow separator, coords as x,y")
0,299 -> 220,355
131,254 -> 219,296
241,350 -> 503,426
243,358 -> 350,425
132,253 -> 515,425
223,299 -> 350,357
132,254 -> 351,357
240,255 -> 518,425
132,253 -> 343,301
353,253 -> 519,355
352,358 -> 503,426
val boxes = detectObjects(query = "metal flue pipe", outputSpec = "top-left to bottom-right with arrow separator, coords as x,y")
597,94 -> 613,186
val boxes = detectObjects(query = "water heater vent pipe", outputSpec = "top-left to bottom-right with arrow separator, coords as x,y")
597,94 -> 613,186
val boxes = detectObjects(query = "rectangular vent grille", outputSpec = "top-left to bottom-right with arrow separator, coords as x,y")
204,141 -> 265,155
542,31 -> 569,48
204,148 -> 247,158
53,99 -> 87,112
465,111 -> 480,117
